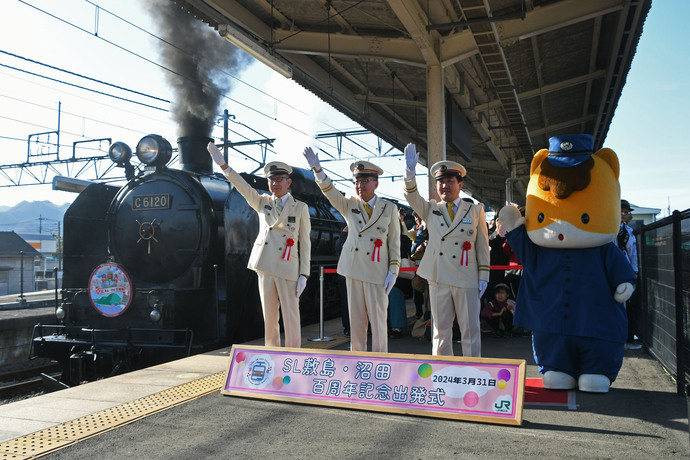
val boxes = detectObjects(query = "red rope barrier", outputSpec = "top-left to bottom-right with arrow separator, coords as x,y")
322,265 -> 523,274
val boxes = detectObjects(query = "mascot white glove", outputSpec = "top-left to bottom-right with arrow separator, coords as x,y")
403,143 -> 419,181
613,282 -> 634,303
303,147 -> 321,171
207,142 -> 228,169
478,280 -> 488,298
383,271 -> 397,295
296,275 -> 307,298
497,205 -> 525,237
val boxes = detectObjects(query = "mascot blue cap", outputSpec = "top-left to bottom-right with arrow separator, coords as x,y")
547,134 -> 594,168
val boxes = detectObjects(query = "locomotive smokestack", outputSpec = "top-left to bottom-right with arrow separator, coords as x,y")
177,136 -> 213,174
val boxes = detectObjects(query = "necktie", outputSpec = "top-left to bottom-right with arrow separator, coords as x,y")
446,202 -> 455,220
276,198 -> 283,212
617,223 -> 628,250
364,202 -> 372,218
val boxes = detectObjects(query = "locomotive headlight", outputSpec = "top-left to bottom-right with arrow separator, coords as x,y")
136,135 -> 172,167
56,303 -> 67,321
150,305 -> 161,322
108,142 -> 132,164
147,291 -> 163,323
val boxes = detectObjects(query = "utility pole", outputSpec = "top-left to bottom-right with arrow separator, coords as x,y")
58,221 -> 61,272
18,251 -> 26,305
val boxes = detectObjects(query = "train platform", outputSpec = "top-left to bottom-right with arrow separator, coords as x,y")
0,309 -> 688,459
0,292 -> 60,310
0,293 -> 58,370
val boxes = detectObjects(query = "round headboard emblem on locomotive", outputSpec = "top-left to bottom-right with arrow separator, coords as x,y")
88,263 -> 133,317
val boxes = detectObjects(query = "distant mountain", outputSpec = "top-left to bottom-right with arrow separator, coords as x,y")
0,201 -> 72,235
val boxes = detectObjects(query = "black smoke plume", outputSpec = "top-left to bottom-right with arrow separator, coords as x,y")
146,0 -> 248,137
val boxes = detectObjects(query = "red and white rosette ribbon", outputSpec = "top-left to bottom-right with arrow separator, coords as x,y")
372,239 -> 383,262
282,238 -> 295,261
461,241 -> 471,266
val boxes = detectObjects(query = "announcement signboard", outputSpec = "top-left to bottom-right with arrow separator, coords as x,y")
222,345 -> 526,425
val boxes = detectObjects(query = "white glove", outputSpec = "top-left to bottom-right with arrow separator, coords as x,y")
497,205 -> 524,236
207,142 -> 227,168
296,275 -> 307,298
478,280 -> 488,298
383,271 -> 397,295
404,143 -> 419,172
613,282 -> 634,303
303,146 -> 321,170
403,143 -> 419,181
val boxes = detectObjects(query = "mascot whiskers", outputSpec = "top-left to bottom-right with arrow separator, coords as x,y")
498,134 -> 636,393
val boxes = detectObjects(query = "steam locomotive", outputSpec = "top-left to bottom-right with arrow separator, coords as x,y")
30,135 -> 346,385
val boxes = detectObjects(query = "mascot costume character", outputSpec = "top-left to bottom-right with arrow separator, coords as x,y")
498,134 -> 636,393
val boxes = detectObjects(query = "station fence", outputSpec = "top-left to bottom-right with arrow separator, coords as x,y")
630,209 -> 690,394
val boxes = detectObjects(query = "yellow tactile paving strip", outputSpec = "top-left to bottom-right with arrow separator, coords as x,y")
0,334 -> 349,459
0,372 -> 225,459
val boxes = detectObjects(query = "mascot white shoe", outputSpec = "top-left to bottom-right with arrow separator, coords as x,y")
578,374 -> 612,393
543,371 -> 577,390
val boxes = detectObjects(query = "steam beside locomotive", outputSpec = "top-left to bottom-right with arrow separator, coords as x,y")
31,134 -> 344,385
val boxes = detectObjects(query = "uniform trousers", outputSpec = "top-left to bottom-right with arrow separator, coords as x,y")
257,271 -> 301,348
388,286 -> 407,329
428,281 -> 481,357
345,277 -> 389,353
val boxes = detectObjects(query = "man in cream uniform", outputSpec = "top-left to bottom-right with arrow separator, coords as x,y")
402,143 -> 490,357
303,147 -> 400,353
208,143 -> 310,348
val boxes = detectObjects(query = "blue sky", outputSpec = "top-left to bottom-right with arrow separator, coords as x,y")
605,0 -> 690,215
0,0 -> 687,217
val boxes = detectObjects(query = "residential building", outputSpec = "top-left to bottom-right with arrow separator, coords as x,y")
0,231 -> 41,296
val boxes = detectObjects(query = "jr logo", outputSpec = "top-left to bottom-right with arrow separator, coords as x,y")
494,400 -> 511,412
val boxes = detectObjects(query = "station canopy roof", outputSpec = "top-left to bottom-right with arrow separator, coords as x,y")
172,0 -> 651,208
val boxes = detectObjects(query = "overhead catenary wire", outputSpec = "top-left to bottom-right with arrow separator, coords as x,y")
81,0 -> 345,132
2,0 -> 408,201
0,69 -> 176,134
10,0 -> 389,154
0,62 -> 167,112
0,53 -> 387,173
0,89 -> 171,136
0,49 -> 170,104
78,0 -> 389,151
0,26 -> 346,153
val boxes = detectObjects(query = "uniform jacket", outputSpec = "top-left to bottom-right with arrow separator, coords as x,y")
618,223 -> 639,272
316,175 -> 400,284
506,225 -> 636,343
225,169 -> 311,281
403,177 -> 490,288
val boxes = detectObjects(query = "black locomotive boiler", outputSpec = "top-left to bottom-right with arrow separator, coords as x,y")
31,134 -> 344,385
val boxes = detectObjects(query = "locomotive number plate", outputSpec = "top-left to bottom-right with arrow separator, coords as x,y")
133,193 -> 170,210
